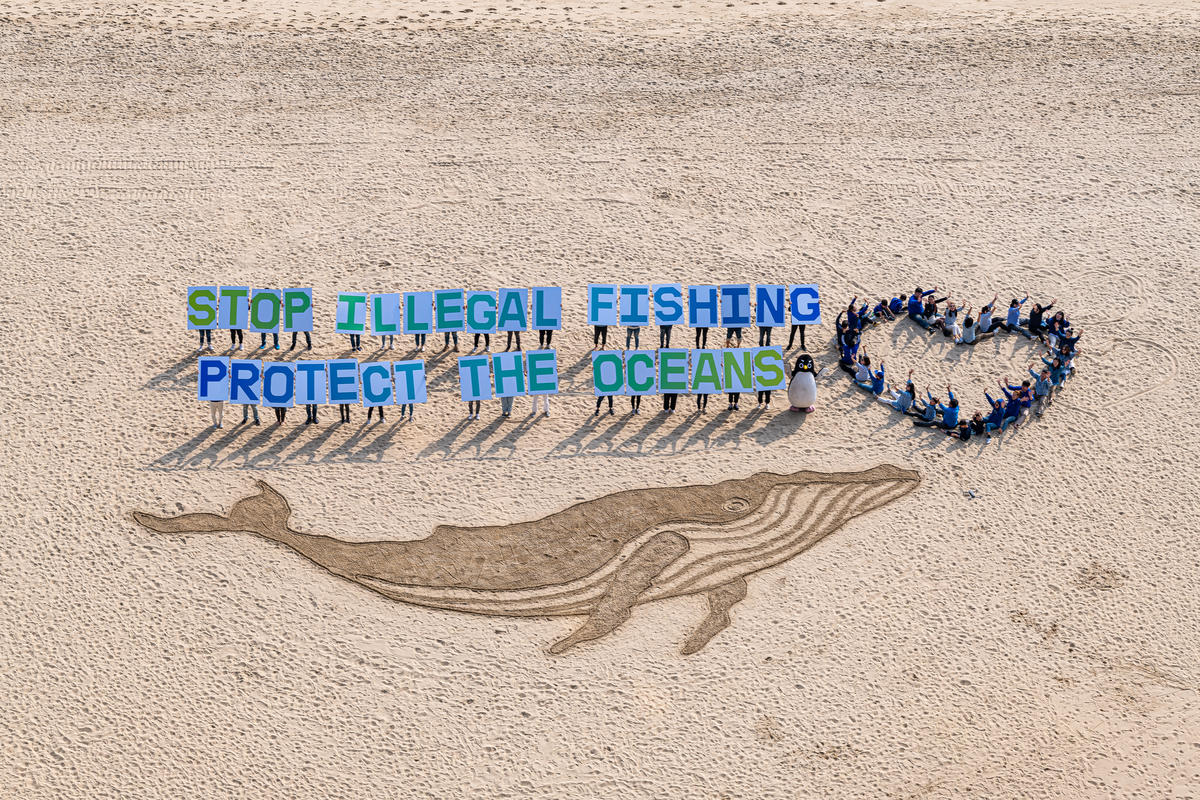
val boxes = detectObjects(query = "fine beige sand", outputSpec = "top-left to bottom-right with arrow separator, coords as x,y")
2,0 -> 1199,797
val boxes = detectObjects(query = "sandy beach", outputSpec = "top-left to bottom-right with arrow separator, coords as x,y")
1,0 -> 1198,797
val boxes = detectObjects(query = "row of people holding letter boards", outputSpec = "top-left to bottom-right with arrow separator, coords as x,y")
186,284 -> 822,334
197,346 -> 790,407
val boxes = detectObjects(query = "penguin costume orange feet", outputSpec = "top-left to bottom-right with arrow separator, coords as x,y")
787,354 -> 827,413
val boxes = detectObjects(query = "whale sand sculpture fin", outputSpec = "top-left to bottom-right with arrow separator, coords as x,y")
681,576 -> 748,655
132,480 -> 293,539
548,531 -> 688,655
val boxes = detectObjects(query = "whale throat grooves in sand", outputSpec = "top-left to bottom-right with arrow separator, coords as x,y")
133,465 -> 920,654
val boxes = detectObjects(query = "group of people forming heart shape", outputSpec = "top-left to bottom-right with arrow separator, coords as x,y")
825,287 -> 1081,442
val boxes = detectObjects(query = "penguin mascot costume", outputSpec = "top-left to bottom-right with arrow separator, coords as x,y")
787,353 -> 828,413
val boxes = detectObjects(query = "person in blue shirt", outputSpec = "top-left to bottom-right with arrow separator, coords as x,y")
907,286 -> 936,318
845,296 -> 862,332
1027,364 -> 1054,415
840,338 -> 860,371
908,388 -> 940,422
976,293 -> 1000,333
982,392 -> 1007,438
1041,352 -> 1070,387
957,311 -> 979,345
913,292 -> 950,330
1045,311 -> 1070,349
997,378 -> 1032,429
869,366 -> 887,396
870,299 -> 896,322
888,295 -> 906,316
855,358 -> 885,396
1004,295 -> 1031,335
914,385 -> 960,429
876,370 -> 916,413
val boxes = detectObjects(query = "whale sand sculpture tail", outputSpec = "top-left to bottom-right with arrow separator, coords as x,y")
133,466 -> 920,655
133,480 -> 293,539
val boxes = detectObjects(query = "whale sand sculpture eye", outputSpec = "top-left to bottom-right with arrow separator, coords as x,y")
132,466 -> 920,655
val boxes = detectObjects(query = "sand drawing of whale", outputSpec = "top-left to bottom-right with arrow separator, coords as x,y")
133,465 -> 920,654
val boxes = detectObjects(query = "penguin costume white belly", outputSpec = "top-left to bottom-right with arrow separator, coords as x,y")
787,354 -> 820,412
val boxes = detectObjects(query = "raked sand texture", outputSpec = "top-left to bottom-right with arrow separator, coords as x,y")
2,2 -> 1199,798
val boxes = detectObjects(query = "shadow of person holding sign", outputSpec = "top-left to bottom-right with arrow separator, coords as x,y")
651,414 -> 699,456
582,410 -> 634,454
242,423 -> 306,470
682,408 -> 729,452
144,352 -> 200,394
150,426 -> 217,469
350,421 -> 401,463
548,418 -> 603,458
453,416 -> 506,459
616,409 -> 670,454
290,417 -> 341,463
484,413 -> 540,459
416,418 -> 471,460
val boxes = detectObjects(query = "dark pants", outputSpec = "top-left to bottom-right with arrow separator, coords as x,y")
538,330 -> 553,348
305,404 -> 318,423
339,404 -> 351,422
242,405 -> 259,424
198,329 -> 213,348
444,332 -> 459,349
758,328 -> 773,346
289,331 -> 311,350
696,394 -> 709,411
595,395 -> 613,414
367,406 -> 384,422
695,328 -> 708,348
273,407 -> 287,423
727,393 -> 740,408
349,334 -> 361,350
726,328 -> 743,346
473,333 -> 490,350
630,395 -> 642,411
593,326 -> 608,348
414,333 -> 427,348
757,390 -> 771,404
787,324 -> 806,350
663,394 -> 678,411
230,329 -> 243,347
659,326 -> 672,348
468,400 -> 480,415
505,331 -> 521,351
260,332 -> 279,349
